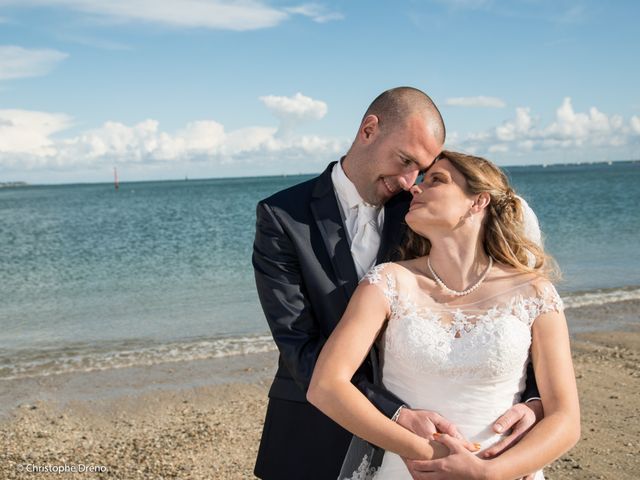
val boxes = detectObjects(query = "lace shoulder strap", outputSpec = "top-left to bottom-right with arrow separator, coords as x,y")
361,263 -> 398,313
525,282 -> 564,325
362,263 -> 389,285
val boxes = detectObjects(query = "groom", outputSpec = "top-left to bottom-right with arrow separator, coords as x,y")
253,87 -> 541,479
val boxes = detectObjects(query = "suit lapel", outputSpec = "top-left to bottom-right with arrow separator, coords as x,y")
310,163 -> 359,301
310,164 -> 411,299
378,190 -> 411,263
310,166 -> 410,387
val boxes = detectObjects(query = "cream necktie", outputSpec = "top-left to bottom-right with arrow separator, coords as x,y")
351,203 -> 380,279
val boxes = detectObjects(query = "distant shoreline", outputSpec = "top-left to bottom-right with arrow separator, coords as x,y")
0,181 -> 28,188
3,158 -> 638,188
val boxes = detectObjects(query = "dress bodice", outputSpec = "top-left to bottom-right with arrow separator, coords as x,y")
356,262 -> 563,480
365,263 -> 562,382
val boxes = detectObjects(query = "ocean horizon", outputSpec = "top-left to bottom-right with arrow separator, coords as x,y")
2,161 -> 639,381
2,159 -> 638,188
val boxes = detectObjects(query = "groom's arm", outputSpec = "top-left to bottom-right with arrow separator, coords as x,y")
253,201 -> 405,414
522,361 -> 541,402
518,195 -> 544,416
252,201 -> 323,391
351,354 -> 405,418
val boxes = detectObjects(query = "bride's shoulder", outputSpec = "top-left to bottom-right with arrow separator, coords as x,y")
490,263 -> 558,297
363,260 -> 423,286
392,258 -> 428,282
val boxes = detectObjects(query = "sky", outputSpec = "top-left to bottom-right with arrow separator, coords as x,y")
1,0 -> 639,184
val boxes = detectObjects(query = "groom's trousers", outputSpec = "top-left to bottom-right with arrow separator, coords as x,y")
254,397 -> 352,480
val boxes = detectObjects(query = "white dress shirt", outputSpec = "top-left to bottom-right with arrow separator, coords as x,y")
331,161 -> 384,279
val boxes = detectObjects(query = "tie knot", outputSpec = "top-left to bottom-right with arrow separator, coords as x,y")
358,203 -> 378,220
357,202 -> 379,228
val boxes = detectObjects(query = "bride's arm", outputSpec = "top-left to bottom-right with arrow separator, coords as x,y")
307,280 -> 447,461
485,307 -> 581,478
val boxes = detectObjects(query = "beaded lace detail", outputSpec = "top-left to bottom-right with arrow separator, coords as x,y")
362,263 -> 563,379
341,454 -> 380,480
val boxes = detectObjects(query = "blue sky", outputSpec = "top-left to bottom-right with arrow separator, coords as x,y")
1,0 -> 639,184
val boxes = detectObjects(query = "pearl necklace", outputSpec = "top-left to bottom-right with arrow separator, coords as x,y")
427,256 -> 493,297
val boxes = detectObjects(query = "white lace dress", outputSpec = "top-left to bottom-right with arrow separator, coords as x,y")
350,262 -> 563,480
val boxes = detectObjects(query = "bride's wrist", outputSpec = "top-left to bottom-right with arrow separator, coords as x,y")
410,437 -> 433,460
412,438 -> 448,460
481,458 -> 506,480
409,436 -> 436,460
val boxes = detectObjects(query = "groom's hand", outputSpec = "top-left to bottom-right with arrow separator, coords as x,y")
396,408 -> 476,451
482,400 -> 543,459
477,400 -> 543,480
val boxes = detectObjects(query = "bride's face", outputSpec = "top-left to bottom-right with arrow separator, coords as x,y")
405,159 -> 478,236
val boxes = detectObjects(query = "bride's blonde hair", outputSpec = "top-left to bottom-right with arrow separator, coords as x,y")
399,150 -> 558,277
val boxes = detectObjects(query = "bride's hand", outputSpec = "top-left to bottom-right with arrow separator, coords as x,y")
404,433 -> 490,480
396,407 -> 478,452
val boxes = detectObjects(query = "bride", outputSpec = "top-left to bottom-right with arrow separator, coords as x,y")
307,151 -> 580,479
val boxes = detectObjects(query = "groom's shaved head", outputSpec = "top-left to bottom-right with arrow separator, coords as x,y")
363,86 -> 446,145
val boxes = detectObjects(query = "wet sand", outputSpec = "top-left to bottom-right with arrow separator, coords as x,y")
1,302 -> 639,479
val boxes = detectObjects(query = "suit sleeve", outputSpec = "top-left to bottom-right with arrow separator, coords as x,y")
253,201 -> 325,391
521,354 -> 540,402
253,201 -> 405,418
353,348 -> 406,418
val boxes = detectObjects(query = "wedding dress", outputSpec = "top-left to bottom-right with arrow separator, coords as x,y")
341,262 -> 563,480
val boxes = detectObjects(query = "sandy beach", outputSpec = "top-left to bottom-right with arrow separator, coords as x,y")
2,301 -> 639,479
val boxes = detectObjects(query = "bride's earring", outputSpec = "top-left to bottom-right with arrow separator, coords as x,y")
456,209 -> 474,227
465,208 -> 475,222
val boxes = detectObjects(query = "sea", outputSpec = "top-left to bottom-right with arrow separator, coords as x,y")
1,161 -> 639,381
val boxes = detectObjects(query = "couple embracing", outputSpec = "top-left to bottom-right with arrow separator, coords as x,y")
252,87 -> 580,479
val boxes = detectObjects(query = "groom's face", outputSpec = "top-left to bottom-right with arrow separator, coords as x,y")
359,114 -> 442,205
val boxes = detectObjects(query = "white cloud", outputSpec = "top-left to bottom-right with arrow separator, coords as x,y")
8,96 -> 636,180
285,4 -> 344,23
518,140 -> 534,151
542,98 -> 623,147
72,119 -> 166,162
488,144 -> 508,153
260,92 -> 328,122
1,0 -> 341,31
450,97 -> 640,157
0,110 -> 73,158
0,45 -> 68,80
0,101 -> 345,175
260,92 -> 328,138
495,107 -> 532,141
445,96 -> 506,108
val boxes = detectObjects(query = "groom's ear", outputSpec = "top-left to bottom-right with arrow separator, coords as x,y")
473,192 -> 491,212
360,114 -> 380,142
